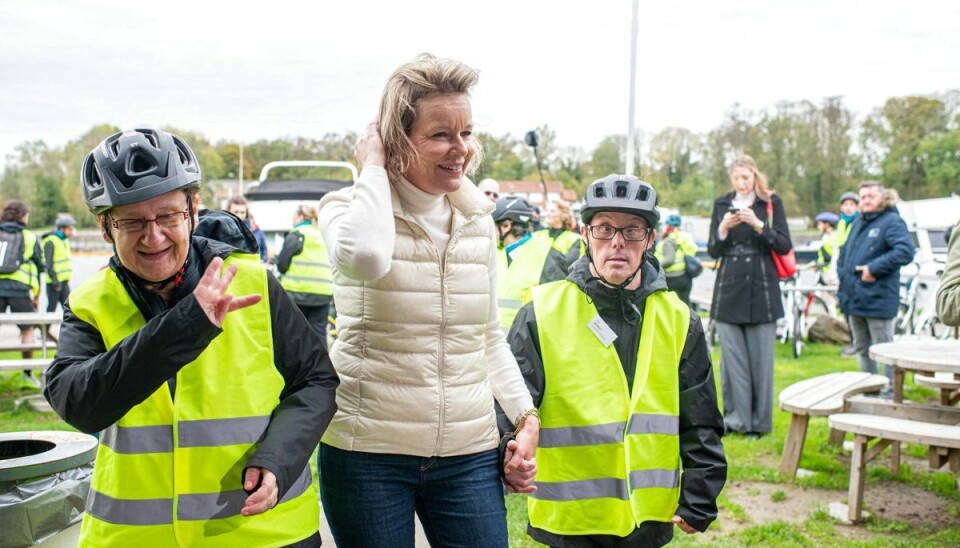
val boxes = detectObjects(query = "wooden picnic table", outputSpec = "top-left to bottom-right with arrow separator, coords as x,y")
869,338 -> 960,403
867,337 -> 960,472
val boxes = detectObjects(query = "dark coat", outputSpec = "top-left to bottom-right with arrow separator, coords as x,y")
502,256 -> 726,546
707,193 -> 792,324
837,197 -> 914,319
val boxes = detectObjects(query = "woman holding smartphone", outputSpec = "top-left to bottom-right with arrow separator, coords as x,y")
707,155 -> 792,439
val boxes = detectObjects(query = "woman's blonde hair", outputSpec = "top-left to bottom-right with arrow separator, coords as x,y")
550,200 -> 575,231
295,204 -> 318,224
378,53 -> 484,182
728,154 -> 771,199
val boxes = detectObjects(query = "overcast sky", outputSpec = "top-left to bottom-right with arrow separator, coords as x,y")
2,0 -> 958,163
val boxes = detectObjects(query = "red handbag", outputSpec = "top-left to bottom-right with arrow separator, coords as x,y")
766,199 -> 797,280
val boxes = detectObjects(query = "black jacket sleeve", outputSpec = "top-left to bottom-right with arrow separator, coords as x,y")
496,302 -> 545,433
31,238 -> 44,291
244,273 -> 340,498
43,295 -> 222,433
674,313 -> 727,532
43,239 -> 57,285
275,232 -> 304,274
758,195 -> 793,255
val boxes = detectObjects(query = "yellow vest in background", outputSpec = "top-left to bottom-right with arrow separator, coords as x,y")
281,224 -> 332,296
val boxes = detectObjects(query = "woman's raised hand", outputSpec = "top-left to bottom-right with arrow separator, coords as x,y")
355,119 -> 386,168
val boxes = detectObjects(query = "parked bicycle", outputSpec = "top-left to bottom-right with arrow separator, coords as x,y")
895,258 -> 949,339
778,271 -> 839,358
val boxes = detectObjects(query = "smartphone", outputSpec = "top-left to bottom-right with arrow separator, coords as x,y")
728,205 -> 741,214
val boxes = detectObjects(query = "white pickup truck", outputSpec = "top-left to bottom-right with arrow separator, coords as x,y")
243,160 -> 357,258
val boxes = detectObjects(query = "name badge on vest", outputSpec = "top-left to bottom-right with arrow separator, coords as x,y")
587,315 -> 618,347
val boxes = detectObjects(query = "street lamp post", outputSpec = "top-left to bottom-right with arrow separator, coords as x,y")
524,130 -> 549,206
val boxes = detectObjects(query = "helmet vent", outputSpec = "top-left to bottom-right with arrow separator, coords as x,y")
637,187 -> 649,201
615,182 -> 629,198
127,153 -> 156,179
108,139 -> 121,159
594,186 -> 606,199
142,131 -> 160,150
89,163 -> 103,188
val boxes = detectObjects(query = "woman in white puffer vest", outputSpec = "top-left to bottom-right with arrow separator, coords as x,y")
317,54 -> 540,547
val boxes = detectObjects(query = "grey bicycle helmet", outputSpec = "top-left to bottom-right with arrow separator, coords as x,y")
493,195 -> 535,225
82,128 -> 201,214
55,214 -> 77,228
838,191 -> 859,205
580,174 -> 660,228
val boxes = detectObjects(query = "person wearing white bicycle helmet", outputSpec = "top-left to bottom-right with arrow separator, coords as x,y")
501,174 -> 726,547
814,211 -> 840,285
43,128 -> 338,547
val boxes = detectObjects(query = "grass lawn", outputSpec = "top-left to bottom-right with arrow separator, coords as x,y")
3,342 -> 959,546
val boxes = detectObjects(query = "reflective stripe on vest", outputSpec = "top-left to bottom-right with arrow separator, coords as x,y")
69,257 -> 318,547
86,465 -> 313,524
528,281 -> 688,536
0,229 -> 38,292
281,224 -> 333,295
42,234 -> 73,282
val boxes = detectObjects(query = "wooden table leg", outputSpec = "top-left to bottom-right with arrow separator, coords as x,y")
849,434 -> 869,522
780,414 -> 809,477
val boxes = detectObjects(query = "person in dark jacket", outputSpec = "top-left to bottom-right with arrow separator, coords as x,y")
0,199 -> 44,387
837,181 -> 914,394
707,155 -> 792,438
43,128 -> 338,547
503,174 -> 726,548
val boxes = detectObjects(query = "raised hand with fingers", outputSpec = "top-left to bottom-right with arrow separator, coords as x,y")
354,118 -> 386,168
194,257 -> 262,327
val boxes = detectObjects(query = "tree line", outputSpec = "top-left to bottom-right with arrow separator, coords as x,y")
2,91 -> 957,228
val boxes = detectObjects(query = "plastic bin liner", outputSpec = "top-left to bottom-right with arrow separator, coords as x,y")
0,463 -> 93,548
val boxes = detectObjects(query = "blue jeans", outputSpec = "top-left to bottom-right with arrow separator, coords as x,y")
318,443 -> 508,548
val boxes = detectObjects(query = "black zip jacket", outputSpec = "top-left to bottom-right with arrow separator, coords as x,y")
43,209 -> 339,499
502,254 -> 727,547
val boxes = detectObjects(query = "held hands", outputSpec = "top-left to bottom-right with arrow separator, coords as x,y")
194,257 -> 262,328
672,515 -> 697,535
736,207 -> 763,233
354,119 -> 386,168
241,467 -> 278,516
855,264 -> 876,282
503,415 -> 539,493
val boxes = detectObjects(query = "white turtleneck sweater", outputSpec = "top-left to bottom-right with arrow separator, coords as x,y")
318,165 -> 533,454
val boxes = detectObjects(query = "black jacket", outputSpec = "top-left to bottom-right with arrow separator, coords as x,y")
503,255 -> 727,547
707,193 -> 792,324
537,228 -> 583,284
43,209 -> 339,499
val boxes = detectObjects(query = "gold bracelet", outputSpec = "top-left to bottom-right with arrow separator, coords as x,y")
514,408 -> 540,435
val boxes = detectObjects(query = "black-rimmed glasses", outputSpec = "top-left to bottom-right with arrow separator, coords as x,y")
586,224 -> 652,241
111,210 -> 189,234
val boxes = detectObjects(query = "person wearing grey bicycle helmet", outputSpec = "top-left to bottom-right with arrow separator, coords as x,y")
502,174 -> 726,547
42,214 -> 76,313
44,128 -> 338,547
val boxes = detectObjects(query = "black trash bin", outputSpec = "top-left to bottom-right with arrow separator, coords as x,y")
0,431 -> 97,548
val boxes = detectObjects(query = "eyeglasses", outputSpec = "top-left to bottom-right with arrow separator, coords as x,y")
485,191 -> 499,199
586,224 -> 652,241
111,210 -> 189,234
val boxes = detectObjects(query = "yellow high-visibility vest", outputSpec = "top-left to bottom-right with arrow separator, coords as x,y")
69,257 -> 319,547
528,280 -> 688,536
280,224 -> 332,296
42,233 -> 73,282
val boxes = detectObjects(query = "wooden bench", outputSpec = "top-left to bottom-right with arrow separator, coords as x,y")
777,372 -> 889,477
915,372 -> 960,406
828,409 -> 960,522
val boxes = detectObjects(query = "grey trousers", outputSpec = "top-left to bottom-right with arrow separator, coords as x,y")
849,315 -> 895,390
717,321 -> 776,434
